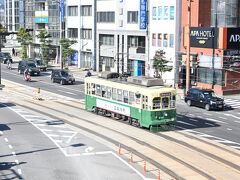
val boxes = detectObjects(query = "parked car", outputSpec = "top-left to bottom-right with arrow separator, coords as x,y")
18,60 -> 41,76
0,52 -> 13,64
33,58 -> 47,71
51,69 -> 75,85
184,88 -> 224,111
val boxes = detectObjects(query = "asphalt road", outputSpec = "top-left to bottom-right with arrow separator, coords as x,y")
1,63 -> 85,99
1,63 -> 240,151
0,102 -> 145,180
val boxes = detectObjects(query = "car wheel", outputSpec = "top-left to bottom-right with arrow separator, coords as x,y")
205,104 -> 210,111
60,80 -> 65,85
187,100 -> 192,106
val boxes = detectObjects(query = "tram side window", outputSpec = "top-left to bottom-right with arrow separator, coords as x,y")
162,97 -> 169,108
117,89 -> 123,102
129,92 -> 135,104
91,83 -> 95,95
96,84 -> 101,96
123,90 -> 128,103
101,86 -> 107,98
171,95 -> 176,108
153,97 -> 161,109
112,88 -> 117,100
107,87 -> 112,99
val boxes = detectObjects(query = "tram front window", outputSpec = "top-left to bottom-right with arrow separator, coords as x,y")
162,97 -> 169,108
153,97 -> 161,109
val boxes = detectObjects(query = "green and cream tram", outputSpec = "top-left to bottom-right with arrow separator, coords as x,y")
85,72 -> 176,131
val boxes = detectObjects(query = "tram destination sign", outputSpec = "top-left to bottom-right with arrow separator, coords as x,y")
190,27 -> 218,48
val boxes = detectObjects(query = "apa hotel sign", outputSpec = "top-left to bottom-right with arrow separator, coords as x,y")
190,27 -> 218,48
227,28 -> 240,49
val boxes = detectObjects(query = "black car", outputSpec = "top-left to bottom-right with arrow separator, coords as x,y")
0,52 -> 13,64
32,58 -> 47,71
18,60 -> 41,76
184,88 -> 224,111
51,69 -> 75,85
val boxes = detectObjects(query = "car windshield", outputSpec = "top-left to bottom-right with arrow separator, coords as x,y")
61,71 -> 69,77
28,63 -> 36,68
203,91 -> 217,98
36,60 -> 44,65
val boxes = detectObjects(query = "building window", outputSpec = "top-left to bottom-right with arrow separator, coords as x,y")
81,5 -> 92,16
152,34 -> 156,46
68,6 -> 78,16
158,33 -> 162,47
152,7 -> 157,20
163,6 -> 168,20
169,34 -> 174,48
127,11 -> 138,24
68,28 -> 78,38
170,6 -> 175,20
163,34 -> 168,47
81,29 -> 92,39
158,6 -> 162,20
99,35 -> 114,46
97,12 -> 115,23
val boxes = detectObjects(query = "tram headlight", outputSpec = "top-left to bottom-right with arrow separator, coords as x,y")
164,113 -> 168,117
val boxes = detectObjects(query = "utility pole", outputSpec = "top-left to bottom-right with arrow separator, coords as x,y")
212,4 -> 218,88
59,0 -> 63,69
186,0 -> 192,92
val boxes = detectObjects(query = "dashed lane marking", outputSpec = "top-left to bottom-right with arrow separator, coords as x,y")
227,128 -> 232,131
8,145 -> 13,149
205,118 -> 227,124
15,160 -> 19,165
4,138 -> 8,142
12,152 -> 16,156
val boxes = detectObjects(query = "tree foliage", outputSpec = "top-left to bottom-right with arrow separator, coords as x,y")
60,38 -> 77,69
16,28 -> 33,59
36,30 -> 52,65
152,50 -> 172,78
0,24 -> 6,33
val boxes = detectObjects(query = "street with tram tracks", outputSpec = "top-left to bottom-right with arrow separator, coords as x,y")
1,78 -> 240,179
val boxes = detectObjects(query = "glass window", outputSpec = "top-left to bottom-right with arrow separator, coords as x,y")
129,92 -> 135,104
101,86 -> 107,98
152,34 -> 156,46
123,90 -> 128,103
81,5 -> 92,16
81,29 -> 92,39
169,34 -> 174,48
170,6 -> 175,20
112,88 -> 117,100
107,87 -> 112,99
153,97 -> 161,109
163,6 -> 169,20
163,34 -> 168,47
127,11 -> 138,23
96,84 -> 101,96
91,83 -> 95,95
99,35 -> 114,46
117,89 -> 122,102
162,97 -> 169,108
68,28 -> 78,38
68,6 -> 78,16
97,12 -> 115,23
152,7 -> 157,20
158,6 -> 163,20
158,33 -> 162,47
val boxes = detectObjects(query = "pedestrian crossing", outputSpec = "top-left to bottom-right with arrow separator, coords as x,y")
224,98 -> 240,109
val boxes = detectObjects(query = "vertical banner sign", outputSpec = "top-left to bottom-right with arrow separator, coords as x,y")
140,0 -> 147,29
19,0 -> 25,26
58,0 -> 65,22
61,0 -> 65,22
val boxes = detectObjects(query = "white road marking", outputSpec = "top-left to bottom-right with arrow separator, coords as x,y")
22,115 -> 40,118
66,132 -> 77,143
177,121 -> 197,127
17,169 -> 22,175
85,146 -> 94,153
35,124 -> 46,127
188,114 -> 194,116
4,138 -> 8,142
189,118 -> 198,122
206,118 -> 227,124
0,131 -> 3,136
47,134 -> 60,137
57,89 -> 77,95
58,130 -> 75,133
15,160 -> 19,165
8,145 -> 13,149
54,140 -> 63,143
218,117 -> 227,120
41,129 -> 53,132
197,116 -> 203,119
227,128 -> 232,131
235,121 -> 240,123
12,152 -> 16,156
203,113 -> 212,116
27,119 -> 49,122
224,113 -> 240,120
205,123 -> 215,126
61,135 -> 73,138
231,146 -> 240,149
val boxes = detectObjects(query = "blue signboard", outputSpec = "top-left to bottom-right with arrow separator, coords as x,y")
134,60 -> 142,76
35,17 -> 49,23
58,0 -> 65,22
140,0 -> 147,29
70,51 -> 78,65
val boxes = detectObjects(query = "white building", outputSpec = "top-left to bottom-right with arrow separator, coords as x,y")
149,0 -> 181,85
65,0 -> 95,68
4,0 -> 19,32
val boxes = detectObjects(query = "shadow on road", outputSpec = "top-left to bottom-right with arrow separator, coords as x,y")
0,162 -> 26,180
0,124 -> 11,131
0,103 -> 16,109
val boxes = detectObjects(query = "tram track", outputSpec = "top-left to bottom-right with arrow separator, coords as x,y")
2,84 -> 240,179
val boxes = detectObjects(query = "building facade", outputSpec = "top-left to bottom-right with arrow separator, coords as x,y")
4,0 -> 20,32
180,0 -> 240,95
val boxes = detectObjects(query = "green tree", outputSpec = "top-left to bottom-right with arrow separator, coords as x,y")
36,30 -> 52,65
60,38 -> 77,69
152,50 -> 172,78
0,24 -> 6,33
16,28 -> 32,59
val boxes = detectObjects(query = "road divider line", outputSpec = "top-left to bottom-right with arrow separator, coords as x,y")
206,118 -> 227,124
